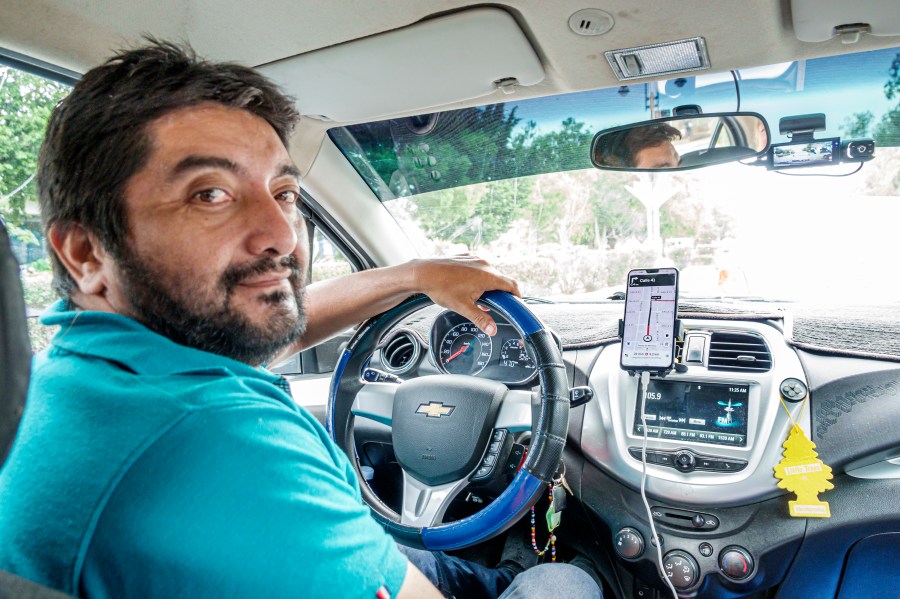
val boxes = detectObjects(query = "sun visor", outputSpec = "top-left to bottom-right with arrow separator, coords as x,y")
791,0 -> 900,43
260,8 -> 545,123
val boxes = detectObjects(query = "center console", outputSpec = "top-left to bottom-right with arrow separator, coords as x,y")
578,319 -> 812,596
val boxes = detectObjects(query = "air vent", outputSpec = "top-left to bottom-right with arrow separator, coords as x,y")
708,331 -> 772,372
381,332 -> 420,374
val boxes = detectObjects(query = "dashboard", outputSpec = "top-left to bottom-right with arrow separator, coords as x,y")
357,301 -> 900,599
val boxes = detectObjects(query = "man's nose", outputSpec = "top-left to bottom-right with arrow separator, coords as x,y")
244,189 -> 299,257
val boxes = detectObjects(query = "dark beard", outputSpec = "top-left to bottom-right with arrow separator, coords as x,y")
115,247 -> 307,366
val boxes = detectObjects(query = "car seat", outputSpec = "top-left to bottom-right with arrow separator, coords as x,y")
0,218 -> 74,598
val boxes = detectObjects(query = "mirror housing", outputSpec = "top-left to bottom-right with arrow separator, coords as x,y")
591,112 -> 770,172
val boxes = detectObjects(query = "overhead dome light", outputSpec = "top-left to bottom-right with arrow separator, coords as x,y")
605,37 -> 710,82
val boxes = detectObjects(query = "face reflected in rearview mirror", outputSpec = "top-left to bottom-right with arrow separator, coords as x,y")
591,112 -> 770,172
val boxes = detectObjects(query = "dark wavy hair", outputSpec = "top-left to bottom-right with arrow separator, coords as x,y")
594,123 -> 682,167
37,39 -> 300,296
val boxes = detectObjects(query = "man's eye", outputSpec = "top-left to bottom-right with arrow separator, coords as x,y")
194,188 -> 231,204
276,190 -> 299,204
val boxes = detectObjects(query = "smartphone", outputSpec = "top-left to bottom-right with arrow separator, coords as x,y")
620,268 -> 679,371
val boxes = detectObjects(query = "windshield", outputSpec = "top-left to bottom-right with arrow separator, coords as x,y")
329,46 -> 900,303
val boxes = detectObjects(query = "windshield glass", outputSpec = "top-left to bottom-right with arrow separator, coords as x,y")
329,46 -> 900,302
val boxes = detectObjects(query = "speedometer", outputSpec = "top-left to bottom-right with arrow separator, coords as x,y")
438,323 -> 493,375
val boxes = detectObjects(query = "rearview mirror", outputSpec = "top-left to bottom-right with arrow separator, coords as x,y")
590,112 -> 770,172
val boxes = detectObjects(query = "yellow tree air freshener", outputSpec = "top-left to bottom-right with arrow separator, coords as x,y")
774,423 -> 833,517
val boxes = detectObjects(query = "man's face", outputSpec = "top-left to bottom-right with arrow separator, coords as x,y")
110,103 -> 308,365
633,140 -> 680,169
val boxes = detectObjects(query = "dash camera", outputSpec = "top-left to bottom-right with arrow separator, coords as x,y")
840,138 -> 875,163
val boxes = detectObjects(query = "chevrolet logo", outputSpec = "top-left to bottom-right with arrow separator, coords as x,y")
416,402 -> 455,418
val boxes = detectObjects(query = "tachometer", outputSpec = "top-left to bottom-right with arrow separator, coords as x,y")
439,323 -> 493,375
500,338 -> 535,373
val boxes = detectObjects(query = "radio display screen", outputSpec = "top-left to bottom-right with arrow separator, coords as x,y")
633,380 -> 749,447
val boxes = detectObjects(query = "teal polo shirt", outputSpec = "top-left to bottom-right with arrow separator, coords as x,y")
0,301 -> 407,598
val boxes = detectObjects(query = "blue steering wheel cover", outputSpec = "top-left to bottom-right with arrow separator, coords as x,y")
328,290 -> 555,551
421,469 -> 545,551
326,348 -> 353,437
480,290 -> 542,337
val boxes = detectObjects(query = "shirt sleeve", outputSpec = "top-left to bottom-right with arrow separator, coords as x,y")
78,401 -> 408,599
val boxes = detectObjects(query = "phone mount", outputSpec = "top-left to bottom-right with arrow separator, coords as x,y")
618,318 -> 686,377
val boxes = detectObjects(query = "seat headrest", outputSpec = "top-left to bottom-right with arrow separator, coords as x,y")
0,219 -> 31,466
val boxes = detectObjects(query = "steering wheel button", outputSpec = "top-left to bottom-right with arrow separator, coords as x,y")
473,466 -> 491,479
489,441 -> 501,454
482,454 -> 496,467
492,430 -> 505,442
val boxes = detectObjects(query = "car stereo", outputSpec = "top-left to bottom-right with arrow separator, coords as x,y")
633,380 -> 749,447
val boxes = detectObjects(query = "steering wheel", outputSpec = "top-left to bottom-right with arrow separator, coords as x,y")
327,290 -> 569,551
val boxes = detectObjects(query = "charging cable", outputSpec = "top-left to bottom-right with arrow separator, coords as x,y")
638,370 -> 680,599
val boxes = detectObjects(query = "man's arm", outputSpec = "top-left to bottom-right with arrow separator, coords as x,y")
272,256 -> 520,364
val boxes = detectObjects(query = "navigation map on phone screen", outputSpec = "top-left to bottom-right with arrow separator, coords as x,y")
621,268 -> 678,370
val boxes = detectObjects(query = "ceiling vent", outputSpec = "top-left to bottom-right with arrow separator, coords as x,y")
708,331 -> 772,373
381,332 -> 420,374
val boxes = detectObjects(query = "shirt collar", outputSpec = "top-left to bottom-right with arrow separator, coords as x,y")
40,299 -> 284,385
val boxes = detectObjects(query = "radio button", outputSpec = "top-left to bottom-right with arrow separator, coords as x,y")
674,451 -> 696,472
628,448 -> 670,466
655,452 -> 674,466
725,459 -> 747,471
711,459 -> 748,472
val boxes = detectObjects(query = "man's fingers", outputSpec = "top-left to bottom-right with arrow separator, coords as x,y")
467,308 -> 497,336
489,275 -> 521,298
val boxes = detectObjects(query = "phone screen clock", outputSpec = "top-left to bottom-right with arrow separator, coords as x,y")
621,268 -> 679,371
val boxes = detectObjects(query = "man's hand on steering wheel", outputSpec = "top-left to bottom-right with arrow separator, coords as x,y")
410,255 -> 521,336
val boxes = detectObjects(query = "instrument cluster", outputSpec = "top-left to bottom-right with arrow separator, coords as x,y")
429,309 -> 538,385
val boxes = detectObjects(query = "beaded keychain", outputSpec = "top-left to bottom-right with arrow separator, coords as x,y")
529,483 -> 557,562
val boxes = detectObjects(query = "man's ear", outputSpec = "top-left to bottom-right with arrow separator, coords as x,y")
48,223 -> 112,296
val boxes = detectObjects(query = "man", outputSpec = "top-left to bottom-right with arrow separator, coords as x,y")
595,123 -> 682,169
0,41 -> 600,598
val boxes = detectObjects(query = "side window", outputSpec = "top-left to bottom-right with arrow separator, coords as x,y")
269,225 -> 357,376
310,226 -> 354,283
0,65 -> 69,353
